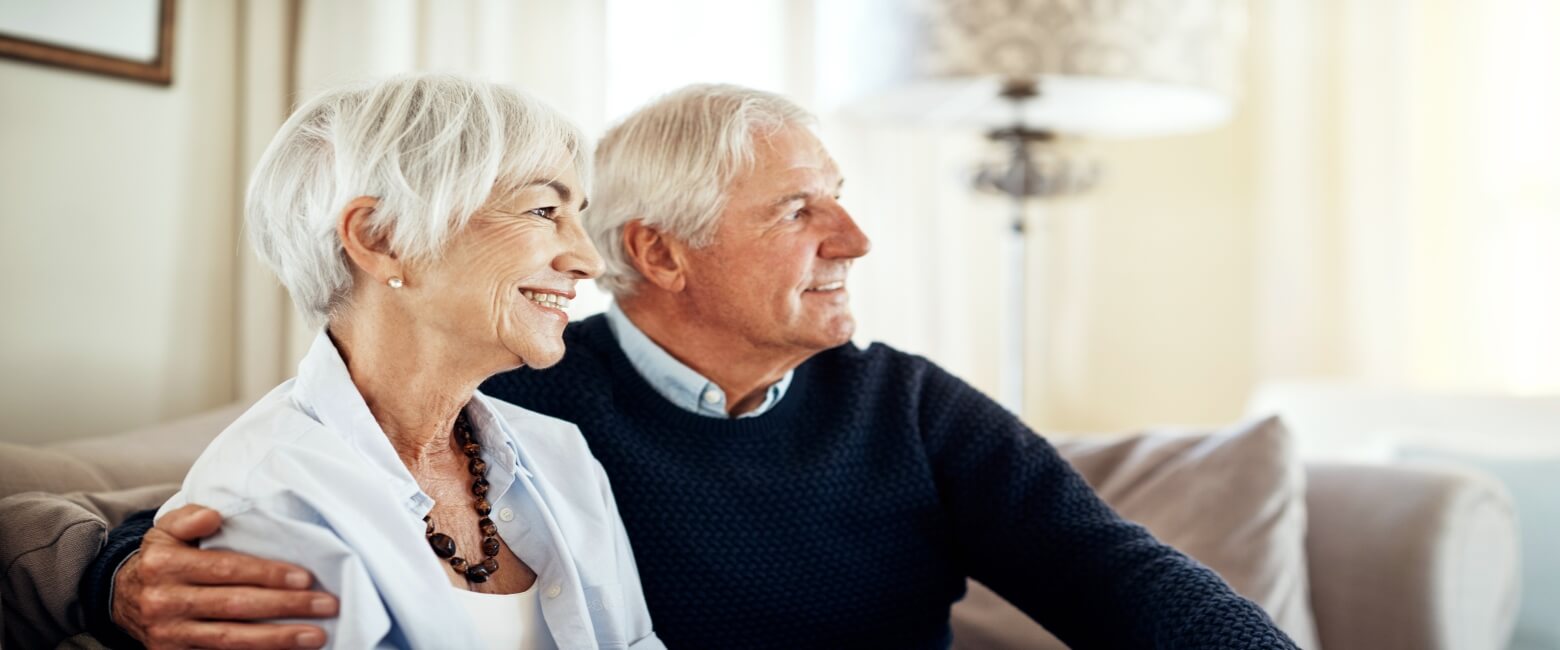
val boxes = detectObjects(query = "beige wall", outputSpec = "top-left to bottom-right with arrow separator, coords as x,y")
0,1 -> 240,444
829,114 -> 1260,437
1032,121 -> 1258,434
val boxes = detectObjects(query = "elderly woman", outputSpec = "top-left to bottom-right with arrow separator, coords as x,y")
157,74 -> 662,649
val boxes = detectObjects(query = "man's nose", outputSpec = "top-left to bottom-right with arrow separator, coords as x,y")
821,205 -> 871,260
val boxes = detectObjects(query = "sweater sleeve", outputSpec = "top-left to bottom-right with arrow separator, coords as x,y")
80,508 -> 155,650
915,363 -> 1297,649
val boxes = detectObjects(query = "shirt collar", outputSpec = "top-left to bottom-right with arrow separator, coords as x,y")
291,329 -> 522,515
603,303 -> 792,419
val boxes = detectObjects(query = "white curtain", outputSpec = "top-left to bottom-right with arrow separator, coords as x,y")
1253,0 -> 1560,395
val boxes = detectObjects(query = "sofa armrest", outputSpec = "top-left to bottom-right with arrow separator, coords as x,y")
1,485 -> 177,650
1304,461 -> 1520,650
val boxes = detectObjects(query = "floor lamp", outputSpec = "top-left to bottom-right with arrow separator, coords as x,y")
840,0 -> 1247,417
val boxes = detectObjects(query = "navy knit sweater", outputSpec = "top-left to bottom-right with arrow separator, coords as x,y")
90,315 -> 1296,649
483,316 -> 1294,649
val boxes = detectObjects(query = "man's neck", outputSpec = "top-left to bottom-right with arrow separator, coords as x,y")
616,298 -> 808,417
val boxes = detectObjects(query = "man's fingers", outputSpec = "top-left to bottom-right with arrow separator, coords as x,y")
135,584 -> 336,625
151,621 -> 327,650
184,549 -> 318,590
154,504 -> 225,542
137,544 -> 315,590
158,585 -> 339,620
124,505 -> 336,650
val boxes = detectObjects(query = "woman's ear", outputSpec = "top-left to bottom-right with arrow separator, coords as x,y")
337,197 -> 401,285
621,220 -> 687,292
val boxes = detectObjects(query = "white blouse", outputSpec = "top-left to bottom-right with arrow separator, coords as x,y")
159,330 -> 663,649
451,586 -> 557,650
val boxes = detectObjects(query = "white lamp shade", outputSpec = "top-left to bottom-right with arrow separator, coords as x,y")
818,0 -> 1247,138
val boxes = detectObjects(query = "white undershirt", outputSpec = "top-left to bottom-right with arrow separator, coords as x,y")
450,586 -> 556,650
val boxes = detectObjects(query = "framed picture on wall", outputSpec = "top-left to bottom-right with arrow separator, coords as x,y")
0,0 -> 174,85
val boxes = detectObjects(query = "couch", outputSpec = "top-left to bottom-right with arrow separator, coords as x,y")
1,405 -> 1521,649
1249,382 -> 1558,650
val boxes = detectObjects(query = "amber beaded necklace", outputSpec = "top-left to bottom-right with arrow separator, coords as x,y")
422,411 -> 502,583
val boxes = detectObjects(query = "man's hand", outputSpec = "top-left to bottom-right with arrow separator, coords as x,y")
112,504 -> 339,649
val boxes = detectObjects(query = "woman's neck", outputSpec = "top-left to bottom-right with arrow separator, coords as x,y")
328,313 -> 489,475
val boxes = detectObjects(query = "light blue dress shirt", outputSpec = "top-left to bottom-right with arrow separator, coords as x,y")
604,303 -> 792,418
158,331 -> 664,650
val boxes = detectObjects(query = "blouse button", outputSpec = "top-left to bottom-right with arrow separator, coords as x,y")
545,584 -> 562,599
498,507 -> 515,522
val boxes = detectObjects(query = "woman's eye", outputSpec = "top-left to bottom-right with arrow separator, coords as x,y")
528,206 -> 558,220
785,209 -> 804,221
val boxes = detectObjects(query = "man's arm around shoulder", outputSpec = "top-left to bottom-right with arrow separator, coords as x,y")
83,505 -> 338,649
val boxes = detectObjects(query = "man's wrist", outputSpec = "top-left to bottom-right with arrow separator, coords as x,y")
106,549 -> 139,626
79,509 -> 155,649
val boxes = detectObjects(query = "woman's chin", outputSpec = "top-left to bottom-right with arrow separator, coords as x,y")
510,340 -> 566,370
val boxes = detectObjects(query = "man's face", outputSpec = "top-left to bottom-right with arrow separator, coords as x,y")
678,125 -> 871,356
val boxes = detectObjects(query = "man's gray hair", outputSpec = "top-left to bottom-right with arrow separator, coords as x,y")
587,84 -> 815,297
246,73 -> 587,324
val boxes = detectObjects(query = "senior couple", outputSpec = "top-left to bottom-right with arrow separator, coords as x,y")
33,75 -> 1296,649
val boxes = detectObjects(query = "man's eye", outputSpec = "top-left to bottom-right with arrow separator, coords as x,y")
785,209 -> 804,221
528,206 -> 558,220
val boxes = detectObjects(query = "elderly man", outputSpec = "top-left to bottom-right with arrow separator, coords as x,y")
42,85 -> 1294,649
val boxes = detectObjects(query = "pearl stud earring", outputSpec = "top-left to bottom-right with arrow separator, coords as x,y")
388,277 -> 404,289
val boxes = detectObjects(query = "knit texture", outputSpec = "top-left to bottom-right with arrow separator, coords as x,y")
481,315 -> 1298,649
81,509 -> 152,650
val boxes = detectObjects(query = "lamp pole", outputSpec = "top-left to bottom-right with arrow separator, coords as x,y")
974,78 -> 1097,417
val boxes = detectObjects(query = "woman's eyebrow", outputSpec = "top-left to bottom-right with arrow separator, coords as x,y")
525,179 -> 587,209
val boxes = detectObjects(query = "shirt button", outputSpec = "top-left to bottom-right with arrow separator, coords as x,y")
545,583 -> 562,599
498,508 -> 515,522
701,389 -> 722,404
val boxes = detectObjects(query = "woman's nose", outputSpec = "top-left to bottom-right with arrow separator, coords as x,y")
556,216 -> 605,279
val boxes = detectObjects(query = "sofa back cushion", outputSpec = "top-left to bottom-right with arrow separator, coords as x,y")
43,403 -> 246,491
0,443 -> 113,500
951,416 -> 1320,649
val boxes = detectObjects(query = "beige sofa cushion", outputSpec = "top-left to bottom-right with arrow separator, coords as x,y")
45,403 -> 245,490
952,416 -> 1320,649
1,404 -> 241,502
0,443 -> 114,500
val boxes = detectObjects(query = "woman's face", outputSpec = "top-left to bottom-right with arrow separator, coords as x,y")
407,162 -> 602,371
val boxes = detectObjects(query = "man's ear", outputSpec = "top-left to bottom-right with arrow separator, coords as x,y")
621,220 -> 687,293
337,197 -> 401,284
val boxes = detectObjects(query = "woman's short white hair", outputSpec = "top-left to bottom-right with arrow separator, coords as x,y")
247,73 -> 587,324
588,84 -> 814,297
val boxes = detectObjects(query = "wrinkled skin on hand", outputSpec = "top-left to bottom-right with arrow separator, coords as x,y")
111,504 -> 339,650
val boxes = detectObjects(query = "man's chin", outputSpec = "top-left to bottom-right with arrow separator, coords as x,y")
807,315 -> 857,350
